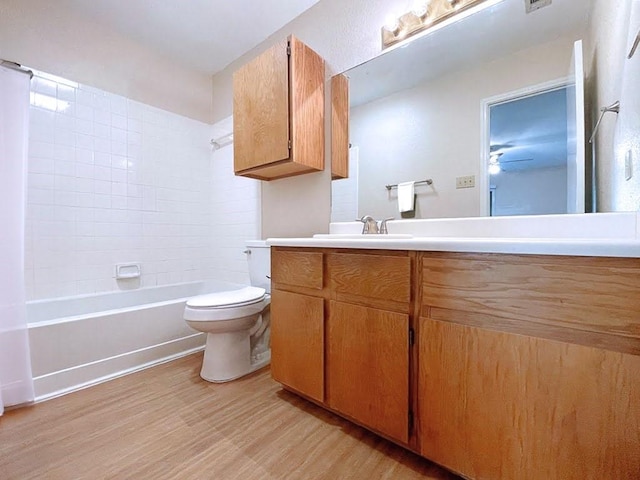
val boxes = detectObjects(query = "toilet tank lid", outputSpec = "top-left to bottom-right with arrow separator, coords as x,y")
187,286 -> 266,308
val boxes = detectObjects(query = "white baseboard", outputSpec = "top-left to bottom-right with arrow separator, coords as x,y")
33,333 -> 205,402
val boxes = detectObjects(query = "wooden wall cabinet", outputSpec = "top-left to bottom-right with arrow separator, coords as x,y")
233,36 -> 325,181
330,74 -> 349,179
271,247 -> 640,479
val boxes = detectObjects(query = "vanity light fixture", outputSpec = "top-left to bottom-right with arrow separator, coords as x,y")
383,18 -> 401,35
411,0 -> 432,20
382,0 -> 505,50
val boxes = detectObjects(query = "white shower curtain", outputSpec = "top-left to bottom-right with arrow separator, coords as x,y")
0,64 -> 35,415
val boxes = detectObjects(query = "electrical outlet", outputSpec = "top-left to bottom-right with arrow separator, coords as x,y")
456,175 -> 476,189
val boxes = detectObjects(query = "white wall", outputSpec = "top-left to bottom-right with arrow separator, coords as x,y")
611,0 -> 640,211
350,35 -> 579,220
587,0 -> 637,211
25,75 -> 260,300
0,0 -> 212,123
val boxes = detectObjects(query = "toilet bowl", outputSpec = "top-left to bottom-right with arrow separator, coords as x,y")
184,241 -> 271,382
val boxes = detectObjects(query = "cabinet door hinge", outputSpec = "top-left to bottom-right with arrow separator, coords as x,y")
409,327 -> 415,346
288,139 -> 292,150
286,41 -> 291,56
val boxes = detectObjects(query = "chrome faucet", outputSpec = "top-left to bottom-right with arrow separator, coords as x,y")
358,215 -> 379,234
357,216 -> 394,234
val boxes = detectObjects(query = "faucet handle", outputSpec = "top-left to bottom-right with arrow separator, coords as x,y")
379,217 -> 394,234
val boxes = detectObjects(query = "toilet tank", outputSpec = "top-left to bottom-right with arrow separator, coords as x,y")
245,240 -> 271,293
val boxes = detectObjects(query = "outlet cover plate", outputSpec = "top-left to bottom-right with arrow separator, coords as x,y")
456,175 -> 476,189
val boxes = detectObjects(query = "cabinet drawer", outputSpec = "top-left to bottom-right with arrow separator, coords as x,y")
328,253 -> 411,304
272,249 -> 323,290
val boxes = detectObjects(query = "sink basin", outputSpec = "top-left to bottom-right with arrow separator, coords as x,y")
312,234 -> 413,239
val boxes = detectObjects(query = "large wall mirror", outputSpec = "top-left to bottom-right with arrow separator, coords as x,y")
331,0 -> 595,222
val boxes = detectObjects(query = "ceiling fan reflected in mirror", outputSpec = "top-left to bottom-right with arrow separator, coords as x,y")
488,150 -> 534,174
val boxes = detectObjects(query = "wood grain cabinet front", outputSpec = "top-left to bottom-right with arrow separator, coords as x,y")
233,35 -> 324,181
327,301 -> 409,443
270,289 -> 324,403
417,252 -> 640,480
270,247 -> 640,479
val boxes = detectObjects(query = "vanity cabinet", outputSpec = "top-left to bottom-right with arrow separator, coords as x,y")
417,253 -> 640,479
270,247 -> 640,479
271,247 -> 414,444
326,252 -> 412,443
270,250 -> 324,402
233,35 -> 324,181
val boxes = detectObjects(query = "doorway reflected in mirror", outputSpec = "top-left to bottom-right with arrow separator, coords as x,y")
488,86 -> 570,216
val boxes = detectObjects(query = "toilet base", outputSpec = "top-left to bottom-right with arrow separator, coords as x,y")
199,330 -> 270,383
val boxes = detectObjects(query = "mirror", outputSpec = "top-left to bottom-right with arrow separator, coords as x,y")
331,0 -> 594,222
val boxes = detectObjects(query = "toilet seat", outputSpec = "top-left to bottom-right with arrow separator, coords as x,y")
184,287 -> 269,323
186,286 -> 266,309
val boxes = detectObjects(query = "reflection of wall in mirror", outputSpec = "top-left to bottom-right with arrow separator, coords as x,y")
350,34 -> 581,220
331,146 -> 359,222
490,166 -> 568,217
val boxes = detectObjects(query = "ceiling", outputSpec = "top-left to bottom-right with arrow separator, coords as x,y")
60,0 -> 322,75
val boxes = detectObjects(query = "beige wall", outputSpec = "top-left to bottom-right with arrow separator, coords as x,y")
0,0 -> 213,123
211,0 -> 409,238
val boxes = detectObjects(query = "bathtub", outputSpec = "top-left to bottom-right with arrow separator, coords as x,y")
27,280 -> 244,401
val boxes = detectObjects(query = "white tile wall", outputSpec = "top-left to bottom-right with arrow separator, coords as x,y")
25,75 -> 261,300
210,138 -> 261,285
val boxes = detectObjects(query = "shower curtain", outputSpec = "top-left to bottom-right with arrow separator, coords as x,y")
0,64 -> 35,415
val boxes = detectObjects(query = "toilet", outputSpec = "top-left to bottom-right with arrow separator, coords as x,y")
184,241 -> 271,382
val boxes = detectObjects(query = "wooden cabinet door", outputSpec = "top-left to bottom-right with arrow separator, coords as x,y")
327,301 -> 409,443
270,289 -> 324,403
233,38 -> 290,173
419,318 -> 640,480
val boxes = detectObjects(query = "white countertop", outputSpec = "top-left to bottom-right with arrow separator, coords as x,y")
266,212 -> 640,258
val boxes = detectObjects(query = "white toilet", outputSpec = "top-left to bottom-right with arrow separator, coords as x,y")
184,241 -> 271,382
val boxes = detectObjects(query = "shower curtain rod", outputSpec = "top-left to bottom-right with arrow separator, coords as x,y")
0,60 -> 33,78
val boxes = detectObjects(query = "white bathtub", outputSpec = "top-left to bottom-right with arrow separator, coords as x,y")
27,280 -> 244,401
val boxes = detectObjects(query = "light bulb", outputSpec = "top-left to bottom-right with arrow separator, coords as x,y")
383,15 -> 401,35
489,164 -> 501,175
411,1 -> 431,19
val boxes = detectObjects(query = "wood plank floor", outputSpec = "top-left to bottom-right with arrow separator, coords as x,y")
0,353 -> 460,480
